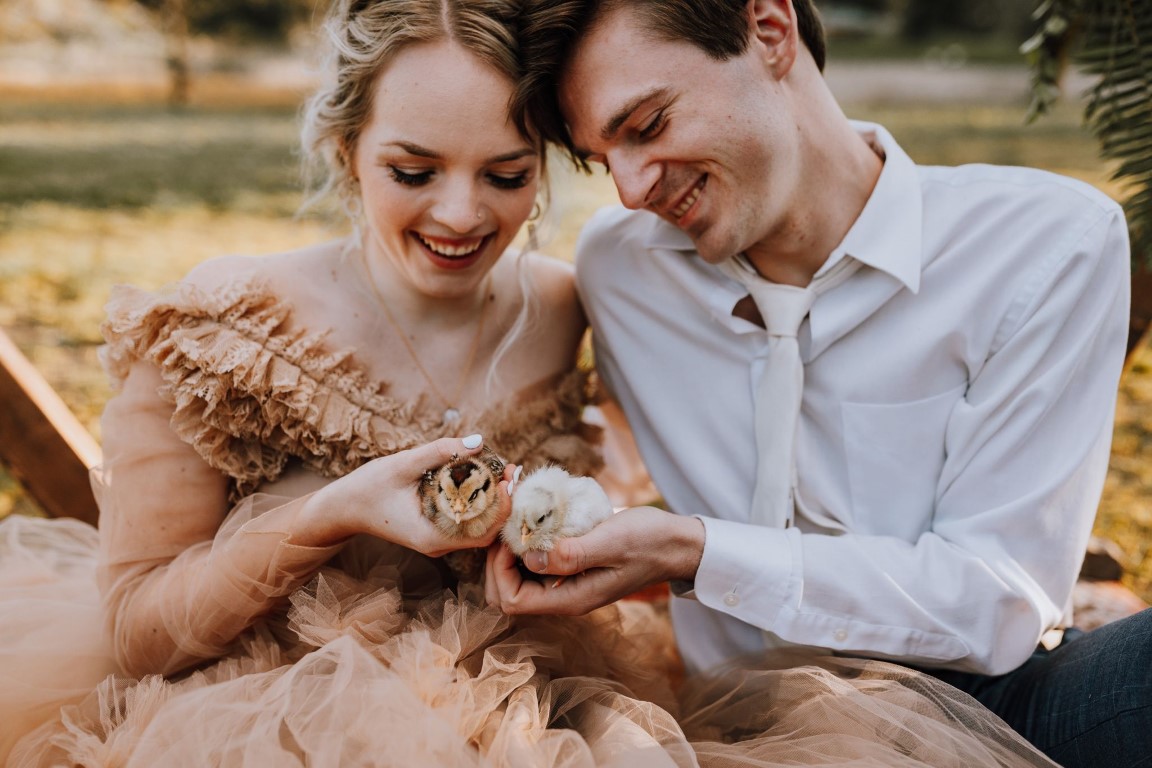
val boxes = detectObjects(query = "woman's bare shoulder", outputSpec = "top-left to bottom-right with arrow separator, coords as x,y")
181,241 -> 345,296
521,251 -> 578,307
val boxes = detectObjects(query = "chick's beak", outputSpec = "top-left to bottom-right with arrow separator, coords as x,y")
520,522 -> 529,545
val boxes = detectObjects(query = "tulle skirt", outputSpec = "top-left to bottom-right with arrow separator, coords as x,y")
0,515 -> 1055,767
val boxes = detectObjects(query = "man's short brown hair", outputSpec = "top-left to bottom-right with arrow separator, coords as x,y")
513,0 -> 826,168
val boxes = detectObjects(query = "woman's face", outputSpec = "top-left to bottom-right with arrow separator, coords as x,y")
352,41 -> 540,299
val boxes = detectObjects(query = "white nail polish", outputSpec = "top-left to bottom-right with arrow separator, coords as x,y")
513,466 -> 523,483
462,434 -> 482,449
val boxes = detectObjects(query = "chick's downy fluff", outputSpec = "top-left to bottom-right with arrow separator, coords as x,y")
419,447 -> 507,583
419,447 -> 507,540
502,465 -> 613,556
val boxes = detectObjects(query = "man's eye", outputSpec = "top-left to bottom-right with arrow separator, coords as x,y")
638,110 -> 666,139
388,167 -> 433,186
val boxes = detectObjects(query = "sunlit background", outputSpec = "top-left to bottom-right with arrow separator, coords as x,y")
1,0 -> 1149,602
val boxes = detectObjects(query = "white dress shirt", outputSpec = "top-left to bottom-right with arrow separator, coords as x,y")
575,122 -> 1130,676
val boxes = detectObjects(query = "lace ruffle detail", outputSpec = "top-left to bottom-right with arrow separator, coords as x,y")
100,280 -> 600,499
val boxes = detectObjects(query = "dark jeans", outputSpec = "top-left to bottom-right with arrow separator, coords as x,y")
919,608 -> 1152,767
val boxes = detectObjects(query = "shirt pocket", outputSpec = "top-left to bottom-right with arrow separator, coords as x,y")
840,383 -> 966,538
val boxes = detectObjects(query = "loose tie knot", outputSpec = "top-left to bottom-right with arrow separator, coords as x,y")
718,255 -> 815,337
716,253 -> 862,529
752,284 -> 815,339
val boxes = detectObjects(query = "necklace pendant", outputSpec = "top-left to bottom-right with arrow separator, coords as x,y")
442,407 -> 462,427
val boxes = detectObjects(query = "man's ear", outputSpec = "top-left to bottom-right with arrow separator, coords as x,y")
746,0 -> 798,77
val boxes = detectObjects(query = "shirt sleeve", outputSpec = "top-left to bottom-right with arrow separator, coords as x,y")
691,204 -> 1131,675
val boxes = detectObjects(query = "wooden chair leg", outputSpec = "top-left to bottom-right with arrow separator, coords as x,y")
0,328 -> 101,526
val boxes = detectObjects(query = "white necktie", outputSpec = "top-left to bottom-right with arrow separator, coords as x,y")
719,255 -> 860,528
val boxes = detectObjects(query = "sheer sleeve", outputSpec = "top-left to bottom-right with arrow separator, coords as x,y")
95,362 -> 345,677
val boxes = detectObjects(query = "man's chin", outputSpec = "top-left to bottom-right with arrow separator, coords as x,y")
690,236 -> 738,265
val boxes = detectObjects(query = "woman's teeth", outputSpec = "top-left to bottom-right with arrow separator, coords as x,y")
417,234 -> 483,257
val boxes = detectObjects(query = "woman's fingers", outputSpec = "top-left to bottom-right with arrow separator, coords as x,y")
388,434 -> 486,479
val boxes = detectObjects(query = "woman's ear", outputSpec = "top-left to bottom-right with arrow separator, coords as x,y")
746,0 -> 798,77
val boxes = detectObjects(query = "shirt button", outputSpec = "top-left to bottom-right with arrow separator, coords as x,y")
723,592 -> 740,607
833,629 -> 848,642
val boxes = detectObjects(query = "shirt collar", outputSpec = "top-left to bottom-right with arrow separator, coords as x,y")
643,120 -> 923,295
836,121 -> 921,294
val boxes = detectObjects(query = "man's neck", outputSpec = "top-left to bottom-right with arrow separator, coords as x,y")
744,113 -> 884,287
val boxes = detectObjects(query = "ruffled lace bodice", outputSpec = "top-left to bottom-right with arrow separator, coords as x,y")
99,279 -> 603,499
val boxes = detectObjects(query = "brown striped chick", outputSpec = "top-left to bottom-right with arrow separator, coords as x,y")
419,447 -> 507,582
502,465 -> 614,560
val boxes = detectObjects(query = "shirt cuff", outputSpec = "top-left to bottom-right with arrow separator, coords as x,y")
694,517 -> 797,629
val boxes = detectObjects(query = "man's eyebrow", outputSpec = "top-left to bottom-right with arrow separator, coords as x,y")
600,87 -> 671,142
381,141 -> 535,165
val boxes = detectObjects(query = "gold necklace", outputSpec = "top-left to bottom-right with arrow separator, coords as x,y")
361,251 -> 492,427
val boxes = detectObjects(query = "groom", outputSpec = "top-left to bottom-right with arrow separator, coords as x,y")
487,0 -> 1148,764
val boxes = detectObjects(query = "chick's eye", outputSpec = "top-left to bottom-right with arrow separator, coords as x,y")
388,166 -> 433,186
469,488 -> 481,502
536,513 -> 548,525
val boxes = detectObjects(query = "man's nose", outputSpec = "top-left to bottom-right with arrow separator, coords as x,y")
606,150 -> 659,210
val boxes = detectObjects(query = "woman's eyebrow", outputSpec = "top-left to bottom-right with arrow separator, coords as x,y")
381,141 -> 534,165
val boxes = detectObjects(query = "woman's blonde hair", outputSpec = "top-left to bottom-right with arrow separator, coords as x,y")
303,0 -> 553,399
302,0 -> 543,216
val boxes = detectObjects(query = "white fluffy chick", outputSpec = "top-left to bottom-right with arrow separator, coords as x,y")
502,465 -> 613,556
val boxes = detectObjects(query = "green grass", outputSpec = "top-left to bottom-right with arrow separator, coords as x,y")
0,104 -> 304,210
828,33 -> 1032,65
1,94 -> 1149,603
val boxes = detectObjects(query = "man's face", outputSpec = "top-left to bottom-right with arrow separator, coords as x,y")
558,6 -> 801,265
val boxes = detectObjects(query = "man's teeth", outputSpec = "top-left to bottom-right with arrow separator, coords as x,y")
417,234 -> 482,257
672,179 -> 704,218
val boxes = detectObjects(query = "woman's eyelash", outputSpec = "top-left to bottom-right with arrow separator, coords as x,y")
387,167 -> 528,190
388,167 -> 432,186
487,173 -> 530,190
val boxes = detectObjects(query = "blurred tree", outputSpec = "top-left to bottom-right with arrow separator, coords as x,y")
900,0 -> 1034,40
1024,0 -> 1152,354
821,0 -> 889,10
134,0 -> 319,105
159,0 -> 190,106
137,0 -> 316,42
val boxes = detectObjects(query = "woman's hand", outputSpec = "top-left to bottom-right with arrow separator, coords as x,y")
301,435 -> 515,556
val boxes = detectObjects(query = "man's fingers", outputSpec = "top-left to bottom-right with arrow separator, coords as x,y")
523,535 -> 594,576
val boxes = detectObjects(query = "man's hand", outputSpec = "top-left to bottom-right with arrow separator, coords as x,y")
484,506 -> 704,615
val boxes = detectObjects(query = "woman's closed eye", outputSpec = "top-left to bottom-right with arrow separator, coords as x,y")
388,166 -> 433,186
486,171 -> 530,190
387,166 -> 530,191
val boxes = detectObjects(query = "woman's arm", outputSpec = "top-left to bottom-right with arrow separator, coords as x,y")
98,362 -> 510,677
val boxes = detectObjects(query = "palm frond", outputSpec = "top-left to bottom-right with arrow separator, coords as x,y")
1025,0 -> 1152,264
